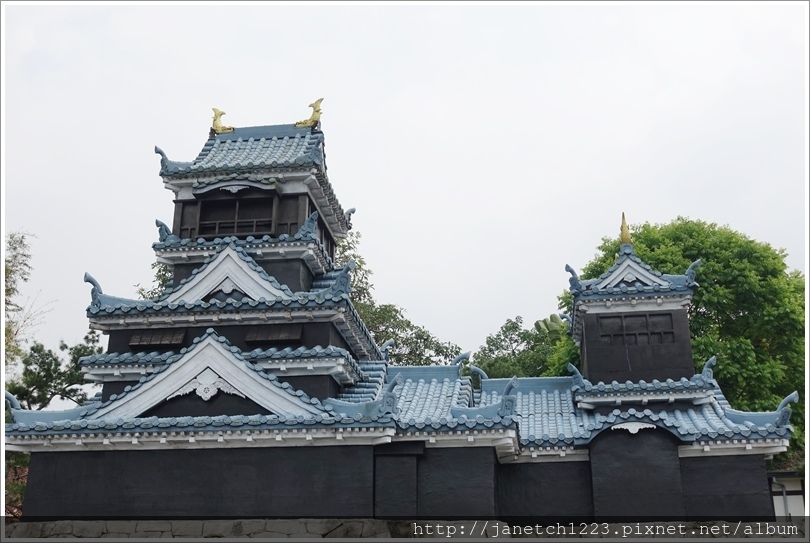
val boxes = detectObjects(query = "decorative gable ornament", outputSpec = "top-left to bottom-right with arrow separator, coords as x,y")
610,422 -> 656,434
164,245 -> 294,303
168,368 -> 244,402
593,256 -> 671,291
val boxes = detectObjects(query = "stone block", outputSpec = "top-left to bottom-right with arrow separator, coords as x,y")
133,531 -> 166,538
239,520 -> 267,535
265,520 -> 308,535
50,521 -> 74,535
288,533 -> 312,538
306,519 -> 342,535
102,533 -> 132,538
107,520 -> 137,534
250,532 -> 289,538
137,521 -> 173,532
361,520 -> 391,537
171,520 -> 203,537
9,522 -> 44,538
324,522 -> 363,538
204,520 -> 237,538
39,522 -> 57,537
73,521 -> 106,538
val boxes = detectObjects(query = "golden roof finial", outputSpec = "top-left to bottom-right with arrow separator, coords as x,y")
620,212 -> 633,245
212,108 -> 234,134
295,98 -> 324,128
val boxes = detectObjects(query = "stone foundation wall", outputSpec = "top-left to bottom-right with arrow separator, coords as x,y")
4,518 -> 806,539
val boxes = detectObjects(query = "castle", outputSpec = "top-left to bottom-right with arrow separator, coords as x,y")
5,102 -> 798,520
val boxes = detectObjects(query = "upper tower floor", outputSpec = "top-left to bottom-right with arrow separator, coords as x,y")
153,101 -> 352,262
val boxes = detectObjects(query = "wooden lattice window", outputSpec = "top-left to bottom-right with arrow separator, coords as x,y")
598,314 -> 674,346
198,197 -> 274,237
129,329 -> 186,348
245,324 -> 303,345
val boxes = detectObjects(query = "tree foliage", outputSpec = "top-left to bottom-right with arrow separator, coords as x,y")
335,231 -> 460,365
135,261 -> 172,300
6,331 -> 103,411
4,231 -> 51,369
472,313 -> 572,380
472,316 -> 551,379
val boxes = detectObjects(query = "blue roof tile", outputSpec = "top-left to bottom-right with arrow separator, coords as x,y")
157,125 -> 323,178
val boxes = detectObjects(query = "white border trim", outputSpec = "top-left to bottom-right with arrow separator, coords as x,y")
6,427 -> 396,453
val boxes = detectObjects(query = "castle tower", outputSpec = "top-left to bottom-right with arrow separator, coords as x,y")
566,213 -> 701,383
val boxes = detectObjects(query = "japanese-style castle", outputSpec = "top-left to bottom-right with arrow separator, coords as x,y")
5,102 -> 799,521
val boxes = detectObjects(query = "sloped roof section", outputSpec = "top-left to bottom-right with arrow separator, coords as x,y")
154,123 -> 352,237
477,372 -> 796,449
157,125 -> 323,178
159,244 -> 294,304
567,244 -> 701,302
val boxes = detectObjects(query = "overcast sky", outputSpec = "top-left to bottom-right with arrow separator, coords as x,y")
3,2 -> 808,379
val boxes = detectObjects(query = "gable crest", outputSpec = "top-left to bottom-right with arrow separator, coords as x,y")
164,245 -> 294,304
594,257 -> 670,291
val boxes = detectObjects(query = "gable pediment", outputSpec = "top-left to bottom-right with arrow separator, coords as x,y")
90,335 -> 325,420
593,259 -> 670,290
164,246 -> 293,303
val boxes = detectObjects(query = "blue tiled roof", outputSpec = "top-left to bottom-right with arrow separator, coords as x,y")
151,242 -> 295,303
157,125 -> 323,178
152,232 -> 336,271
7,350 -> 796,449
568,364 -> 717,398
477,375 -> 794,448
336,361 -> 387,403
569,244 -> 699,302
81,344 -> 362,376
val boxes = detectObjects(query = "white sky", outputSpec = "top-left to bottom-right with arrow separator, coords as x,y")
2,2 -> 808,374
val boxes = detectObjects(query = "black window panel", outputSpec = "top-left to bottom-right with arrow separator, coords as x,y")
198,197 -> 274,237
599,316 -> 623,334
245,324 -> 303,344
130,329 -> 186,348
624,315 -> 648,333
649,314 -> 673,332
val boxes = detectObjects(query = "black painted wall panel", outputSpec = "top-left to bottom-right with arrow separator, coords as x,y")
24,447 -> 374,519
417,448 -> 497,518
498,461 -> 593,517
681,455 -> 775,519
589,429 -> 686,517
375,455 -> 418,518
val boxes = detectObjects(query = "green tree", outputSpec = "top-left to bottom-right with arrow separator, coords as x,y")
6,331 -> 104,410
552,217 -> 805,466
472,316 -> 551,379
135,261 -> 172,300
335,231 -> 460,365
4,231 -> 51,368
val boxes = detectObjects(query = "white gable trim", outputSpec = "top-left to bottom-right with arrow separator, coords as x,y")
165,246 -> 292,303
595,259 -> 670,290
90,336 -> 324,419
